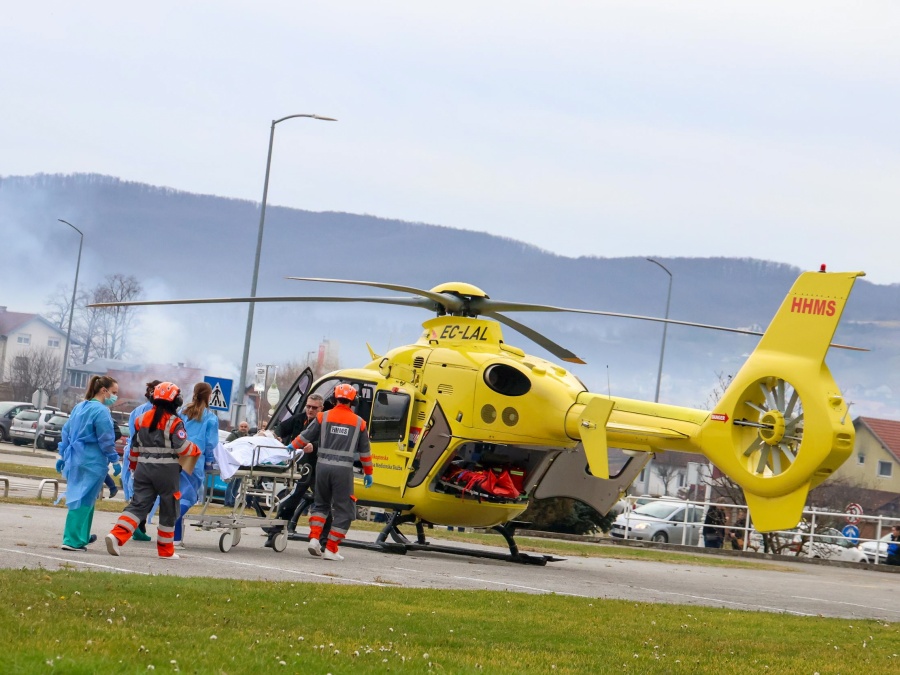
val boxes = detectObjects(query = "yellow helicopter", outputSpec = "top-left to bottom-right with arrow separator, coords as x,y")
94,268 -> 864,564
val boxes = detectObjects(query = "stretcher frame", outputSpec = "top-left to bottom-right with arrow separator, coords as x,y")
184,444 -> 310,553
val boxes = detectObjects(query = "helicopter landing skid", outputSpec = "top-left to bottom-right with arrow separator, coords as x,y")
343,512 -> 562,566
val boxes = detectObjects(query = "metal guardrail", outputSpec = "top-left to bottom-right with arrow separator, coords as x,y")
619,495 -> 899,565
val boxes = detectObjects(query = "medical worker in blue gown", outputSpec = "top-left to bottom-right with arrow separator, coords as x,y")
56,375 -> 122,551
121,379 -> 161,542
174,381 -> 219,545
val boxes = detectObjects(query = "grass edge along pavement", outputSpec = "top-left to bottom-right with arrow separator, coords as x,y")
1,569 -> 897,674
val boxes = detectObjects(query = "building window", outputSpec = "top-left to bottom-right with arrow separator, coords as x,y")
877,461 -> 893,478
69,372 -> 89,388
48,337 -> 60,348
638,469 -> 646,482
17,334 -> 31,345
857,452 -> 865,465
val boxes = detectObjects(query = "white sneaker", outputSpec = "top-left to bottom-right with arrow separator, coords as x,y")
322,549 -> 344,561
105,533 -> 120,557
160,553 -> 180,560
307,537 -> 322,557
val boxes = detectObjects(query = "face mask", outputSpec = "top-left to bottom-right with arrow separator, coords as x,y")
104,394 -> 118,407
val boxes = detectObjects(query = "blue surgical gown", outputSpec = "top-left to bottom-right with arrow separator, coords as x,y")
178,408 -> 219,505
121,401 -> 152,501
58,400 -> 117,510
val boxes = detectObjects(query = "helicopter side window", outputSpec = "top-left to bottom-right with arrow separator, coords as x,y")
369,391 -> 411,442
309,378 -> 376,424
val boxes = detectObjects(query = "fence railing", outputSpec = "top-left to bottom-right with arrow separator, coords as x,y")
619,495 -> 898,565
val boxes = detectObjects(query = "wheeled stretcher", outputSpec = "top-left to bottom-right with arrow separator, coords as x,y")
185,439 -> 310,553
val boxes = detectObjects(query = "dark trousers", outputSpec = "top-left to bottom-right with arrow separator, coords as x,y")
704,534 -> 723,548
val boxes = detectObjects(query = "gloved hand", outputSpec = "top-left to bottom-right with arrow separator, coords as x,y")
112,462 -> 122,477
363,474 -> 373,489
55,459 -> 65,474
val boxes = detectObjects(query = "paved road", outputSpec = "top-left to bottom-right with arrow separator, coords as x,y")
1,500 -> 897,622
3,439 -> 897,622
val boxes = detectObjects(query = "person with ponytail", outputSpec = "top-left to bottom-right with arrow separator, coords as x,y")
173,382 -> 219,545
56,375 -> 121,551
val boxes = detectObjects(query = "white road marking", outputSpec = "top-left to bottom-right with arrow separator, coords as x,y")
791,595 -> 900,616
453,576 -> 591,598
454,573 -> 816,615
0,548 -> 150,575
652,589 -> 815,616
191,555 -> 387,586
391,567 -> 421,573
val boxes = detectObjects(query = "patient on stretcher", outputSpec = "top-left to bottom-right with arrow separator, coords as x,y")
213,431 -> 301,480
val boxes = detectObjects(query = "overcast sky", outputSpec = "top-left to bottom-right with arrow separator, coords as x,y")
3,1 -> 900,285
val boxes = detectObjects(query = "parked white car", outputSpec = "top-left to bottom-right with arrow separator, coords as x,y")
800,528 -> 867,563
860,534 -> 893,564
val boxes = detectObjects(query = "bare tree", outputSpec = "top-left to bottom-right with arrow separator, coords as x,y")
44,284 -> 72,330
93,274 -> 142,359
275,348 -> 341,395
655,463 -> 681,496
47,274 -> 143,365
5,347 -> 61,401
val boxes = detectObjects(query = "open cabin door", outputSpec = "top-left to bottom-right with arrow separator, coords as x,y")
366,383 -> 423,491
268,367 -> 314,439
532,446 -> 651,516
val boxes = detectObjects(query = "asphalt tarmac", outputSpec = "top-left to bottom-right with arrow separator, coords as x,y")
1,442 -> 897,622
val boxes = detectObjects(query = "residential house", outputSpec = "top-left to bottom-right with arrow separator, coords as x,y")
830,417 -> 900,492
0,306 -> 68,401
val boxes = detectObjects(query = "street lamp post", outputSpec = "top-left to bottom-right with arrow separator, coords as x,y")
646,258 -> 673,403
57,219 -> 84,409
235,114 -> 337,423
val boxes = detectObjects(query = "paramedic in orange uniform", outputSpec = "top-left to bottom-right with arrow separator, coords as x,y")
105,382 -> 200,559
287,383 -> 373,561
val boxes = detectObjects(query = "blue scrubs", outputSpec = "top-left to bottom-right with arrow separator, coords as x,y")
173,408 -> 219,541
58,400 -> 117,548
122,401 -> 152,501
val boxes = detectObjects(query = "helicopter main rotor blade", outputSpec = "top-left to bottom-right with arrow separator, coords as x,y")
488,312 -> 586,364
88,295 -> 434,309
286,277 -> 465,313
471,299 -> 866,352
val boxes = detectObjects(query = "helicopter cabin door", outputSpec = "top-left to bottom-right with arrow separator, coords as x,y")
366,384 -> 420,490
267,367 -> 314,440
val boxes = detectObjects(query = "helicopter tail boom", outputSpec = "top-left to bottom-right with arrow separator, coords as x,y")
697,269 -> 864,531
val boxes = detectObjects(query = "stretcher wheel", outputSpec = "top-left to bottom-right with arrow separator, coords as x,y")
231,527 -> 242,547
272,532 -> 288,553
219,530 -> 234,553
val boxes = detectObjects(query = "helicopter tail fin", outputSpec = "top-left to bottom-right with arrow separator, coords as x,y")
697,270 -> 864,532
577,397 -> 614,480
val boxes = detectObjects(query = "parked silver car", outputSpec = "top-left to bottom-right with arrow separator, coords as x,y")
610,500 -> 704,545
0,401 -> 35,441
10,408 -> 60,448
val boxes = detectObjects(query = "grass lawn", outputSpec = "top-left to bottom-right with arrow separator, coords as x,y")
0,462 -> 61,481
0,569 -> 895,674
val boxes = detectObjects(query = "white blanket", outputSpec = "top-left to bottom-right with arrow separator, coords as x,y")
213,436 -> 296,480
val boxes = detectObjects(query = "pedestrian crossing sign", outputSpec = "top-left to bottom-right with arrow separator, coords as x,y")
204,376 -> 233,412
